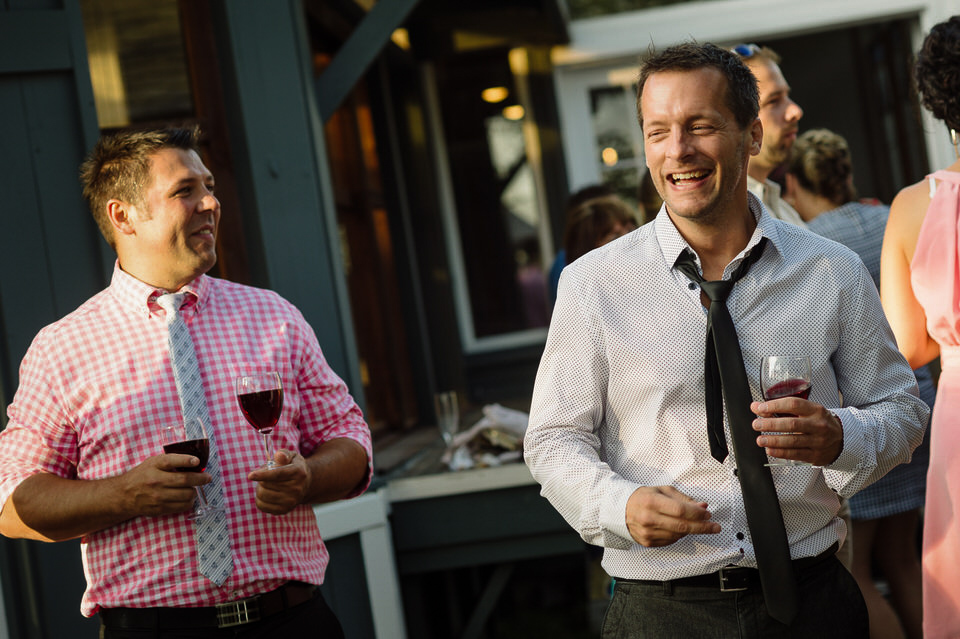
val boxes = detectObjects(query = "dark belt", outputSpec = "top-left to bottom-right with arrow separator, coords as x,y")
99,581 -> 318,629
619,542 -> 839,593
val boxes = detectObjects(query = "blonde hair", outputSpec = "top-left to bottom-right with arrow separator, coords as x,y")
785,128 -> 856,206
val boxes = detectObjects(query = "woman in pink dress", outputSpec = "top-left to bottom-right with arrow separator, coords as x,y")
881,15 -> 960,639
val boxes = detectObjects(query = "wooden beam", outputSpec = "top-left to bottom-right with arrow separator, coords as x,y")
316,0 -> 420,121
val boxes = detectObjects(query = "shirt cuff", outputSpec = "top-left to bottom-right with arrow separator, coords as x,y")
598,479 -> 641,548
824,409 -> 865,472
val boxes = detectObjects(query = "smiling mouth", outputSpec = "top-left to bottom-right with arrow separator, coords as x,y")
192,228 -> 216,242
669,169 -> 711,185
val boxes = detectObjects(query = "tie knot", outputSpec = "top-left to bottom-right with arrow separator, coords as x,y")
673,237 -> 768,303
700,279 -> 734,302
156,293 -> 188,320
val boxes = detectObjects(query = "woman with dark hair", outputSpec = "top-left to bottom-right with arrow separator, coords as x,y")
563,194 -> 638,265
547,187 -> 638,308
881,15 -> 960,638
787,129 -> 932,639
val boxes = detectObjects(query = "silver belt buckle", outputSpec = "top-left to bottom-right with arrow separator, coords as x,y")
718,566 -> 749,592
216,597 -> 261,628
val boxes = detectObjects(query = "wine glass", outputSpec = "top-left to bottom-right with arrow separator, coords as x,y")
760,355 -> 813,467
434,391 -> 460,448
236,371 -> 283,468
162,417 -> 220,519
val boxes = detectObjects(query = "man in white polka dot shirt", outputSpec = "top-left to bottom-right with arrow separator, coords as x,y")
525,42 -> 927,638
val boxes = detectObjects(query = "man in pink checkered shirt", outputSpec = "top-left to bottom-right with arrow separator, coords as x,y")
0,126 -> 372,638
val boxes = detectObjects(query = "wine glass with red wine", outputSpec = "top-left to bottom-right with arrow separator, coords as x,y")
236,371 -> 283,468
760,355 -> 813,467
162,417 -> 220,519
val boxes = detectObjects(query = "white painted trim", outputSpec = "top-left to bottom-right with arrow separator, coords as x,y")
553,0 -> 929,68
386,462 -> 536,502
313,490 -> 391,540
359,524 -> 406,639
313,489 -> 406,639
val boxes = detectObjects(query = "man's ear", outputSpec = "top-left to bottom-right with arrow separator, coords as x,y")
106,199 -> 136,237
749,117 -> 763,156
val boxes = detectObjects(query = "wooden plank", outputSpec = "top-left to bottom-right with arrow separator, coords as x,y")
21,75 -> 108,318
0,10 -> 71,74
215,0 -> 364,395
389,484 -> 571,552
0,77 -> 57,378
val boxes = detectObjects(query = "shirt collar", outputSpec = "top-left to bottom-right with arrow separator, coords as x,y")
108,261 -> 211,317
656,192 -> 781,277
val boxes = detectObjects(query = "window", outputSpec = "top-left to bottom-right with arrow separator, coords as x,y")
428,47 -> 553,352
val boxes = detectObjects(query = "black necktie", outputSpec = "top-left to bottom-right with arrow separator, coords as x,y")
675,238 -> 800,625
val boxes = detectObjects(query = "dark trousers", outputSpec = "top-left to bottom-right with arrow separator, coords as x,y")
99,590 -> 345,639
601,556 -> 868,639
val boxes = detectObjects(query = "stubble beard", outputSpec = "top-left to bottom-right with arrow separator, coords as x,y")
665,139 -> 746,227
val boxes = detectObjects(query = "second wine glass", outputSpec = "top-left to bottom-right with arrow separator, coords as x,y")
760,355 -> 812,467
162,417 -> 220,519
434,391 -> 460,448
236,371 -> 283,468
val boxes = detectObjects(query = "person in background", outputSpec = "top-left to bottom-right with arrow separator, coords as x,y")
880,15 -> 960,638
547,183 -> 623,308
0,125 -> 372,638
563,193 -> 638,265
636,168 -> 664,225
732,43 -> 807,227
785,128 -> 931,639
526,41 -> 927,638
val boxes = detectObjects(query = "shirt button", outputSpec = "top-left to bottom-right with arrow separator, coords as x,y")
733,468 -> 739,476
736,532 -> 745,540
688,282 -> 697,290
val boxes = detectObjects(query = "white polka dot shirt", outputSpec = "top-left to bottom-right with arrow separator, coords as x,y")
525,194 -> 929,581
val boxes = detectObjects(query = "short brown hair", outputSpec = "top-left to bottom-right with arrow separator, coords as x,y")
636,42 -> 759,132
79,125 -> 201,248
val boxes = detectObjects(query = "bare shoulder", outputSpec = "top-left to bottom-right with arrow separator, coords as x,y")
889,179 -> 931,228
885,179 -> 932,259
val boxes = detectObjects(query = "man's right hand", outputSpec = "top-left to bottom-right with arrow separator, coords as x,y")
625,486 -> 721,547
0,455 -> 210,542
119,453 -> 211,517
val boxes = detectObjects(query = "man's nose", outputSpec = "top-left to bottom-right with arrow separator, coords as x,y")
666,130 -> 694,159
198,190 -> 219,212
787,98 -> 803,122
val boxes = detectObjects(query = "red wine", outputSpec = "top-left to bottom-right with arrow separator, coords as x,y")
238,388 -> 283,433
163,438 -> 210,472
763,378 -> 812,401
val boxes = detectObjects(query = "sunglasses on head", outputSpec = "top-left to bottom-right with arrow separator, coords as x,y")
731,43 -> 761,58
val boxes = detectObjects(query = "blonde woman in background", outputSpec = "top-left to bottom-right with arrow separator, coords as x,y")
881,15 -> 960,639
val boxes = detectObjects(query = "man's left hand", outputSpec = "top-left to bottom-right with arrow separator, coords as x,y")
247,450 -> 311,515
750,398 -> 843,466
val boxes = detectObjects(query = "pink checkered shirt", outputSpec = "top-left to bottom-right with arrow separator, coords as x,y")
0,264 -> 373,616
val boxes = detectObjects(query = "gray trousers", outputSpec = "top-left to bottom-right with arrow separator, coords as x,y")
602,556 -> 867,639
